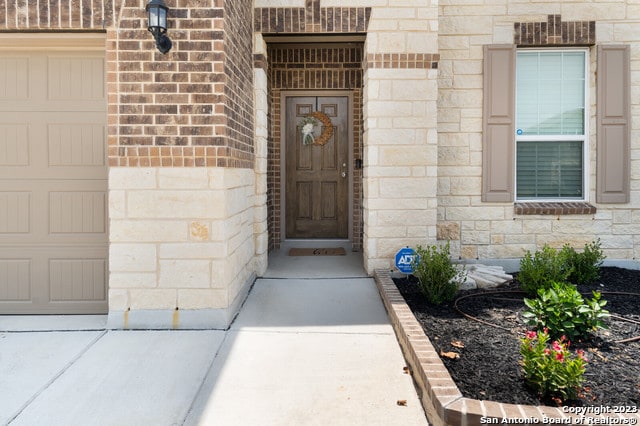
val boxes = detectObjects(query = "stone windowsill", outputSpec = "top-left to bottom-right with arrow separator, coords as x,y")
514,202 -> 597,215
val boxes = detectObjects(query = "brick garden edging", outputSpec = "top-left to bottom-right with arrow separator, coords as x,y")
374,269 -> 640,426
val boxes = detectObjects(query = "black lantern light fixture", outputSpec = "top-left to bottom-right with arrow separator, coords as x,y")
146,0 -> 172,54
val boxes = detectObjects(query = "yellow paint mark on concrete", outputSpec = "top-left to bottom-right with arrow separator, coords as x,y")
123,309 -> 129,329
172,308 -> 179,329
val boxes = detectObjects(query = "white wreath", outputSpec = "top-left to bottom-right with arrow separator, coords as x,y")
300,116 -> 318,145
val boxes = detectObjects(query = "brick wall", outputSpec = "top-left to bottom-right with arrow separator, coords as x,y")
222,0 -> 255,167
254,1 -> 371,34
108,0 -> 254,169
0,0 -> 114,29
267,44 -> 364,251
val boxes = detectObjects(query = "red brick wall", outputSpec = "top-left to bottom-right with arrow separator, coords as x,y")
223,0 -> 255,167
108,0 -> 255,168
0,0 -> 115,29
515,15 -> 596,46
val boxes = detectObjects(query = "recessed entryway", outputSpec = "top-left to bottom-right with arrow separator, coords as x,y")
266,43 -> 364,252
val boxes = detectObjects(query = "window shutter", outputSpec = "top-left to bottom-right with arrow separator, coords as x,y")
597,45 -> 630,203
482,45 -> 516,202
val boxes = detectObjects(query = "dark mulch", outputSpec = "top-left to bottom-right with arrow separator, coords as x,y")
393,266 -> 640,407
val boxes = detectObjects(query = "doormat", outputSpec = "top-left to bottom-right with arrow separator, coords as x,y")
288,247 -> 346,256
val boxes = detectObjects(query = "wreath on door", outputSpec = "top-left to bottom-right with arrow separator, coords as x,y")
300,111 -> 333,146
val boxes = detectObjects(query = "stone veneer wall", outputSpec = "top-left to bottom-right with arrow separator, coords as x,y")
107,167 -> 257,329
254,35 -> 270,277
437,4 -> 640,262
360,0 -> 440,274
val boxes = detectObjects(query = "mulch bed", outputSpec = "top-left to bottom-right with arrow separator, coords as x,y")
393,266 -> 640,407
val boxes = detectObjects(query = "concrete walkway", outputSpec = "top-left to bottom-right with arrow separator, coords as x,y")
1,246 -> 428,425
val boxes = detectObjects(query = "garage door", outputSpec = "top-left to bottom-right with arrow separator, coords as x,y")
0,36 -> 108,314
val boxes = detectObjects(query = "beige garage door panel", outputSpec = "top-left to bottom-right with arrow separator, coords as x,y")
0,247 -> 107,314
0,43 -> 107,314
0,180 -> 107,244
0,113 -> 106,180
0,53 -> 105,108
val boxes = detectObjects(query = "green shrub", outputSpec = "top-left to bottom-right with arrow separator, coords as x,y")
518,240 -> 606,294
518,245 -> 571,295
522,282 -> 609,341
561,239 -> 605,285
412,241 -> 465,305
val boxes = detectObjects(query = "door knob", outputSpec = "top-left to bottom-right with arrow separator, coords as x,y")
341,171 -> 347,178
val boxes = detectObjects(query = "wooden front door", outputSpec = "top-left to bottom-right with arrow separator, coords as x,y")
285,96 -> 349,239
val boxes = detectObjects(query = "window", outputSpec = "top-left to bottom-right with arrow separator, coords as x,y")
515,50 -> 588,200
482,44 -> 629,205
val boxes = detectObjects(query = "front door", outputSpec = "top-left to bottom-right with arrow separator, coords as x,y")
285,96 -> 349,239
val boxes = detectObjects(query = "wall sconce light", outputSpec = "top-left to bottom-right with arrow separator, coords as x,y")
146,0 -> 172,54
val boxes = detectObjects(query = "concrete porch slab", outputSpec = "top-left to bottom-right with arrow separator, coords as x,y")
232,277 -> 392,334
264,240 -> 368,279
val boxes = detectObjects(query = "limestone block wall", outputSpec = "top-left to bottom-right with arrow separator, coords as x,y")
107,167 -> 257,329
254,34 -> 269,276
438,1 -> 640,264
361,0 -> 440,273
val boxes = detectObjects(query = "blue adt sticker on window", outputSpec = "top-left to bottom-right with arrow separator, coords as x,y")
516,128 -> 523,135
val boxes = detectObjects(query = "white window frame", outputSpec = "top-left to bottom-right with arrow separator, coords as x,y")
514,48 -> 590,202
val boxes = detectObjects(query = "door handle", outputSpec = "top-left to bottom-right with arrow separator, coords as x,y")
341,163 -> 347,178
341,171 -> 347,178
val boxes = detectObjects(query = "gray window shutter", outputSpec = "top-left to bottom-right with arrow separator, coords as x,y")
482,45 -> 516,202
597,45 -> 630,203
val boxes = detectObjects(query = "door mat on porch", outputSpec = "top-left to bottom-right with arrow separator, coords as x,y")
288,248 -> 346,256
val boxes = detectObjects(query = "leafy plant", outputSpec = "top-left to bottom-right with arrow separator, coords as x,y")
518,245 -> 571,295
412,241 -> 465,305
522,282 -> 609,341
561,239 -> 606,285
520,329 -> 588,402
518,240 -> 606,294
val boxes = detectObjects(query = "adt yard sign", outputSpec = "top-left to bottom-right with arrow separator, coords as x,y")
395,247 -> 417,274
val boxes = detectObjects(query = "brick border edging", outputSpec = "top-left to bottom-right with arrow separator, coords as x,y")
374,269 -> 640,426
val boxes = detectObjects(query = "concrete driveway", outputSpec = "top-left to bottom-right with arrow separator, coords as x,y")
1,277 -> 429,426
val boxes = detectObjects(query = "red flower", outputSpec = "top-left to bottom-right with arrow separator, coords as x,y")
544,348 -> 551,356
555,351 -> 564,362
526,331 -> 537,340
552,341 -> 563,352
576,349 -> 588,362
